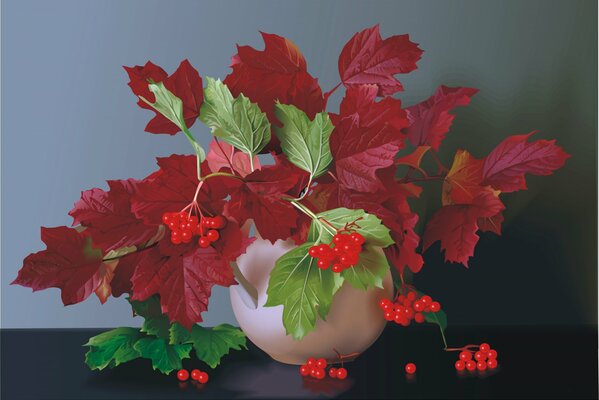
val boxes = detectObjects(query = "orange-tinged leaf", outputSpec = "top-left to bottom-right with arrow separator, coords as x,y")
94,260 -> 118,304
442,150 -> 489,206
395,145 -> 431,173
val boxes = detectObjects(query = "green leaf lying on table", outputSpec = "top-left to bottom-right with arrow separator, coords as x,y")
169,323 -> 247,368
84,296 -> 248,374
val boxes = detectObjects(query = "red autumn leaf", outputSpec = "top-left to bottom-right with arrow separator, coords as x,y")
130,243 -> 235,329
384,214 -> 424,274
110,251 -> 144,298
338,24 -> 423,96
12,226 -> 106,305
124,59 -> 203,135
205,139 -> 260,177
405,86 -> 479,151
69,179 -> 159,252
223,32 -> 324,151
329,85 -> 409,192
131,155 -> 234,226
423,190 -> 505,266
481,131 -> 570,193
94,261 -> 118,304
224,164 -> 306,243
441,149 -> 487,205
477,212 -> 504,235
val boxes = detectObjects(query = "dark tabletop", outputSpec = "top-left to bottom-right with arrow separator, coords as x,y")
1,325 -> 597,399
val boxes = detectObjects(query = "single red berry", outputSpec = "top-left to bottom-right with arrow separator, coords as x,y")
459,351 -> 472,361
308,246 -> 319,257
188,215 -> 198,226
171,230 -> 182,244
405,363 -> 416,374
420,295 -> 432,305
430,302 -> 441,313
316,358 -> 327,369
317,259 -> 330,270
477,361 -> 487,371
412,300 -> 424,312
211,215 -> 225,229
349,232 -> 364,245
338,254 -> 351,266
486,349 -> 498,359
336,367 -> 348,380
328,367 -> 337,378
333,234 -> 347,245
400,318 -> 411,327
181,229 -> 193,243
487,359 -> 498,369
384,311 -> 394,321
407,291 -> 417,301
455,360 -> 466,371
314,368 -> 325,380
197,371 -> 209,384
191,369 -> 201,381
177,369 -> 189,381
479,343 -> 491,353
345,253 -> 359,265
206,229 -> 219,242
168,220 -> 179,230
179,213 -> 189,222
306,357 -> 316,367
331,264 -> 343,273
414,313 -> 425,323
474,351 -> 486,361
299,365 -> 310,376
402,297 -> 413,307
162,213 -> 172,224
198,236 -> 211,248
403,308 -> 415,319
397,294 -> 406,303
466,360 -> 477,371
201,217 -> 211,227
393,314 -> 405,324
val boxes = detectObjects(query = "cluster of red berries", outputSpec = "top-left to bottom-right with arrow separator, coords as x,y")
162,211 -> 225,247
308,232 -> 364,273
299,358 -> 348,380
454,343 -> 499,372
378,291 -> 441,326
176,368 -> 209,383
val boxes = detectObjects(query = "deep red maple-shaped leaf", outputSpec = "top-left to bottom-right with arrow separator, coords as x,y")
223,32 -> 324,151
441,149 -> 487,205
205,139 -> 260,177
69,179 -> 159,252
12,226 -> 106,305
110,251 -> 143,298
124,59 -> 203,135
131,155 -> 234,226
423,190 -> 505,266
405,86 -> 479,151
130,243 -> 235,329
338,24 -> 423,96
481,132 -> 570,193
224,163 -> 306,243
329,85 -> 409,192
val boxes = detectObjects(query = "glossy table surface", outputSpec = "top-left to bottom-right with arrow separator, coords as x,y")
1,325 -> 597,399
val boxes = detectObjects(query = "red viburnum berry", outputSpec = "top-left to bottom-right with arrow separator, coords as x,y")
299,365 -> 310,376
206,229 -> 219,242
466,360 -> 477,371
455,360 -> 466,371
336,367 -> 347,380
414,313 -> 425,323
190,369 -> 201,381
316,358 -> 327,369
177,369 -> 189,381
476,361 -> 487,371
198,236 -> 211,248
487,349 -> 498,359
306,357 -> 316,367
197,371 -> 209,384
479,343 -> 491,353
459,351 -> 472,361
405,363 -> 416,374
328,367 -> 337,378
487,359 -> 498,369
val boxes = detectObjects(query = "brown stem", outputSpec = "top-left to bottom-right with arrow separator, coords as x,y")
444,344 -> 480,352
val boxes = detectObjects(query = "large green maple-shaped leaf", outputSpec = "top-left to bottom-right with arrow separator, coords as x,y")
264,243 -> 344,339
200,77 -> 270,164
307,208 -> 394,290
84,327 -> 142,370
169,323 -> 247,368
133,337 -> 192,374
274,103 -> 333,180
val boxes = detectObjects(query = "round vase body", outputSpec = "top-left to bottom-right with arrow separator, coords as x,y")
230,237 -> 393,365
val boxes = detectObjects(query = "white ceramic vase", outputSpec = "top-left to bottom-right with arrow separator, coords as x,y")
229,236 -> 393,365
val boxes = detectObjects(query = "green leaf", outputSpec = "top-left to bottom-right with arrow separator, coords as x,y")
307,208 -> 394,248
424,309 -> 448,331
200,77 -> 270,161
169,323 -> 247,368
84,327 -> 142,370
140,82 -> 186,132
129,296 -> 171,339
341,245 -> 390,290
274,103 -> 333,179
264,243 -> 344,339
134,337 -> 192,374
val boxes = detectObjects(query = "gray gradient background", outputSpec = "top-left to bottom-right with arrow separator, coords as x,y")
2,0 -> 596,328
